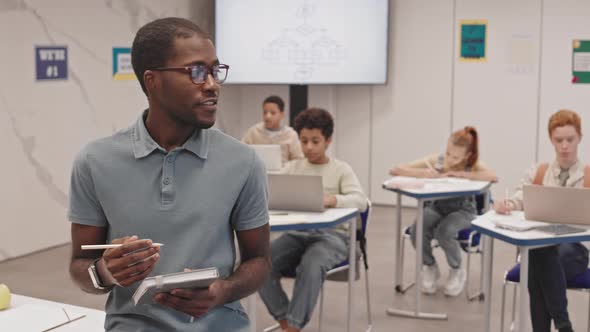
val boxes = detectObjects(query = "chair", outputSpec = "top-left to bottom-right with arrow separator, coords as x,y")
500,263 -> 590,332
263,199 -> 373,332
396,193 -> 488,301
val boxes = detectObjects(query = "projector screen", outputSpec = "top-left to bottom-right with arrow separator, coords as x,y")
215,0 -> 389,84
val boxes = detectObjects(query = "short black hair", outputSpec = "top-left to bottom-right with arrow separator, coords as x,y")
131,17 -> 209,95
293,108 -> 334,139
263,95 -> 285,112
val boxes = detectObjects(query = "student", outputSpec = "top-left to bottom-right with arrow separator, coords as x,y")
389,126 -> 498,296
242,95 -> 303,164
258,108 -> 367,332
68,18 -> 270,331
494,109 -> 589,332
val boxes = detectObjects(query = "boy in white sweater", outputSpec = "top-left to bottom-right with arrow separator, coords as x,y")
258,108 -> 367,332
242,95 -> 303,164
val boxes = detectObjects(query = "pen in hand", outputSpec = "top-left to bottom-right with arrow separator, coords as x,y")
425,160 -> 440,177
81,243 -> 164,250
425,160 -> 437,172
504,188 -> 511,214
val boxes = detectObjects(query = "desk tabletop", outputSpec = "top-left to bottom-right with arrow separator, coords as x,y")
382,176 -> 491,199
0,294 -> 105,331
472,211 -> 590,246
269,208 -> 358,231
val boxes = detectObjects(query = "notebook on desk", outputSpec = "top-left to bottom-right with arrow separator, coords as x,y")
251,144 -> 282,172
268,174 -> 324,212
524,185 -> 590,225
492,218 -> 547,232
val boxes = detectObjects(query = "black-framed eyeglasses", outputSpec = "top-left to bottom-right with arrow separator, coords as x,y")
152,64 -> 229,84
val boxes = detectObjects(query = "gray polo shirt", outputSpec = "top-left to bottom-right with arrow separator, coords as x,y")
68,111 -> 268,331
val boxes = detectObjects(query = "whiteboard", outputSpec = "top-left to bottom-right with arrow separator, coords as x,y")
215,0 -> 389,84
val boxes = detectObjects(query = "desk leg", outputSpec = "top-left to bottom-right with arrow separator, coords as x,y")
347,216 -> 356,332
479,190 -> 491,299
394,193 -> 403,290
482,235 -> 494,332
246,295 -> 256,332
386,199 -> 447,320
414,199 -> 424,315
518,247 -> 531,332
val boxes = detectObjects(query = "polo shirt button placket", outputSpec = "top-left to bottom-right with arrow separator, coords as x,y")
161,153 -> 175,206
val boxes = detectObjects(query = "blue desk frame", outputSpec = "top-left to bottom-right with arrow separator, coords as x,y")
383,181 -> 492,320
472,212 -> 590,332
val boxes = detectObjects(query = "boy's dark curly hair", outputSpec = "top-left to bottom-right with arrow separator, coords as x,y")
293,108 -> 334,139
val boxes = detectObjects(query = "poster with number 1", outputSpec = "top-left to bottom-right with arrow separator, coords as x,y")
35,46 -> 68,81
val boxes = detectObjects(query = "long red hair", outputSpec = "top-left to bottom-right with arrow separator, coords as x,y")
450,126 -> 479,168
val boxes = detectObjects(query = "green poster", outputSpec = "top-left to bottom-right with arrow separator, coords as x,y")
573,40 -> 590,84
460,20 -> 487,62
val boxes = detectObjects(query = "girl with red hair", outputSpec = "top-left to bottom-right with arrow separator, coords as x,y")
390,126 -> 497,296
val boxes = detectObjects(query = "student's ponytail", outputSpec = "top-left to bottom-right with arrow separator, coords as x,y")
464,126 -> 478,168
450,126 -> 479,168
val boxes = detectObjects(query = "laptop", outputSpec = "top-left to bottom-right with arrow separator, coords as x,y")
251,145 -> 282,172
523,185 -> 590,225
267,174 -> 324,212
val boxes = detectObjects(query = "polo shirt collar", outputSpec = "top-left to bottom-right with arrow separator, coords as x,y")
183,128 -> 209,159
550,158 -> 582,180
132,110 -> 209,160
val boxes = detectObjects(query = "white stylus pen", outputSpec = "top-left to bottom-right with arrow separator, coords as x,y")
81,243 -> 164,250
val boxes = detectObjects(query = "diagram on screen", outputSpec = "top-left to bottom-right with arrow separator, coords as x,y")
262,0 -> 347,81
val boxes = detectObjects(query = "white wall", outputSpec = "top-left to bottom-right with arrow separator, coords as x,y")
538,0 -> 590,163
452,0 -> 541,199
0,0 -> 212,261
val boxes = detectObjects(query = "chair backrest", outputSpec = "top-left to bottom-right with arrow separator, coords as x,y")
459,194 -> 491,249
358,199 -> 372,236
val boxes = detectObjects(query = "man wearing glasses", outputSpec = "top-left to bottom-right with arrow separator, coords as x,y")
67,17 -> 270,331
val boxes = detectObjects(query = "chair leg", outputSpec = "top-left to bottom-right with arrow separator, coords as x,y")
465,248 -> 484,301
465,248 -> 472,299
500,281 -> 507,332
318,285 -> 324,332
396,234 -> 415,293
510,282 -> 517,332
364,268 -> 373,332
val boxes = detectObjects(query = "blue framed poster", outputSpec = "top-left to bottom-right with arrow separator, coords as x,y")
113,47 -> 136,80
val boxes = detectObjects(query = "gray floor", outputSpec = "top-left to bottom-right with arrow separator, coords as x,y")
2,205 -> 590,331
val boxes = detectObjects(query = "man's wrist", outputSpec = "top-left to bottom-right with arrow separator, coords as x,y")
95,258 -> 117,287
210,279 -> 232,307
